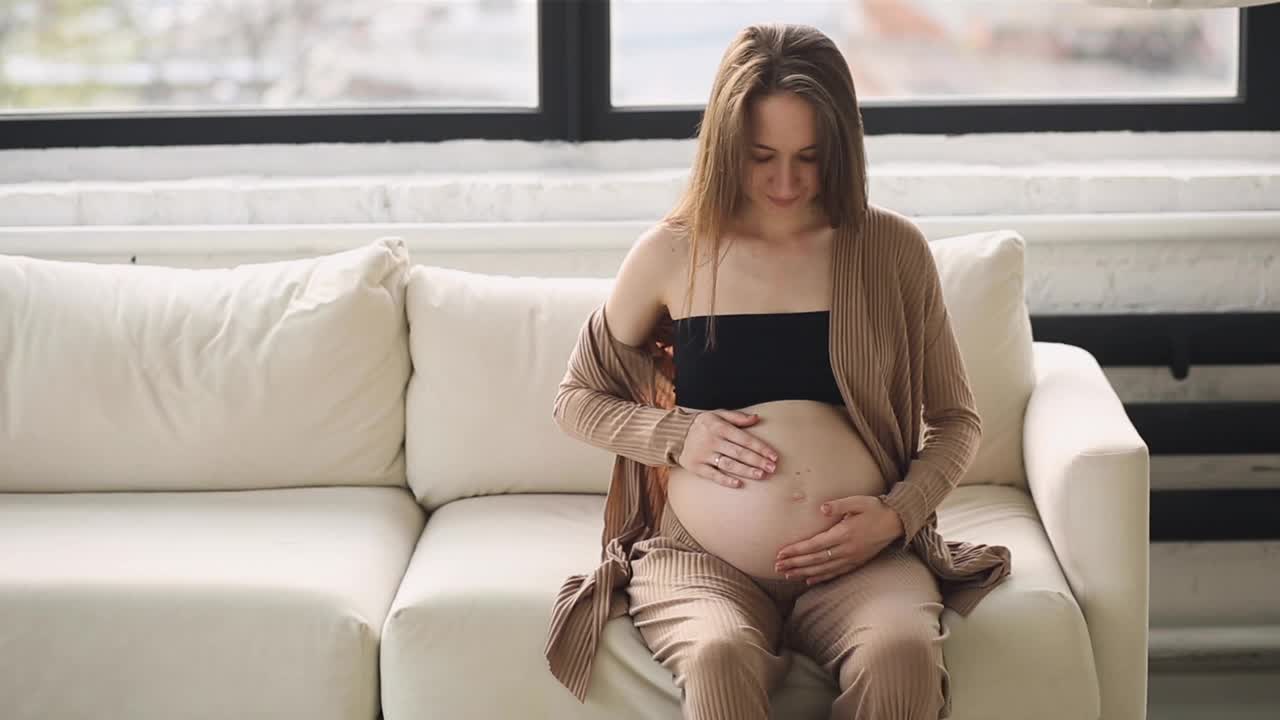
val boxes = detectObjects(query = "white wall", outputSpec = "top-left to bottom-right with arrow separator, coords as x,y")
3,131 -> 1279,224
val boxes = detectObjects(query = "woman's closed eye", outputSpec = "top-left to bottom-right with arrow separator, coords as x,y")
753,154 -> 817,164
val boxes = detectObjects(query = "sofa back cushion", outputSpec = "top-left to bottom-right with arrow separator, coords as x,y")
0,238 -> 411,492
929,230 -> 1035,488
404,228 -> 1033,507
404,266 -> 615,509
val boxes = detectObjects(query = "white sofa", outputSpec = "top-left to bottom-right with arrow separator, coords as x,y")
0,231 -> 1149,720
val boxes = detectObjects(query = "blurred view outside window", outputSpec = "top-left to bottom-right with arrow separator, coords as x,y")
0,0 -> 538,114
612,0 -> 1239,107
0,0 -> 1244,120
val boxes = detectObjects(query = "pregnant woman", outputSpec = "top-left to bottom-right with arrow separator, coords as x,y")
545,23 -> 1011,720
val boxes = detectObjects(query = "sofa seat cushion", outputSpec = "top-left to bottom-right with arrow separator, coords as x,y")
934,485 -> 1101,720
0,486 -> 425,720
380,486 -> 1097,720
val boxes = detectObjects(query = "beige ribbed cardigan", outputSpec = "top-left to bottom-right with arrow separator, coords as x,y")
544,206 -> 1013,702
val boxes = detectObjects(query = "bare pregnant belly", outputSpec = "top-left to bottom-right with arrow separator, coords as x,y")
665,400 -> 888,581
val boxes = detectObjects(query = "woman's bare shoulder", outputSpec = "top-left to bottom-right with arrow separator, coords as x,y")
641,220 -> 691,266
605,221 -> 689,347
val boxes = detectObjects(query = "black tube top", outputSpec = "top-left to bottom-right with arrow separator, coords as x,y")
672,311 -> 845,410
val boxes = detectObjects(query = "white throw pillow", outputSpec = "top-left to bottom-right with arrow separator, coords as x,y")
0,237 -> 411,492
931,229 -> 1035,488
404,266 -> 615,509
404,228 -> 1032,507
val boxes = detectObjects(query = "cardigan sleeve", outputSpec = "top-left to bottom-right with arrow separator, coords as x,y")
879,234 -> 983,548
552,305 -> 701,468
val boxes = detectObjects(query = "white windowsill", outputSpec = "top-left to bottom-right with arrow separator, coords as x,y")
1,131 -> 1277,225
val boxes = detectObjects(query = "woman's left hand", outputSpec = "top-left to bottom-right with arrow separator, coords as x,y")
774,495 -> 906,585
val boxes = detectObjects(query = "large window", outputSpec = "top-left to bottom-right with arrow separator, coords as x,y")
1,0 -> 1275,148
0,1 -> 539,113
611,1 -> 1239,106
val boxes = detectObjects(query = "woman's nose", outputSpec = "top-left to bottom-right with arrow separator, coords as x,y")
775,164 -> 796,195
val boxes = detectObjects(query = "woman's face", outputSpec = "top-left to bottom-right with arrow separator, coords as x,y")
744,91 -> 821,220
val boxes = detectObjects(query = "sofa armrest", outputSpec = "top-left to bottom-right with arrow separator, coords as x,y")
1025,342 -> 1150,720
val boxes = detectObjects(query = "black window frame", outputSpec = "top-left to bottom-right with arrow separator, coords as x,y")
1,1 -> 1276,149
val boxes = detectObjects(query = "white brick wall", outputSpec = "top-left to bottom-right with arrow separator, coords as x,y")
2,131 -> 1279,224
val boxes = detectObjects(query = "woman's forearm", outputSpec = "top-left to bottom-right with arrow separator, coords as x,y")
553,384 -> 699,468
880,292 -> 983,548
554,304 -> 701,468
879,408 -> 981,547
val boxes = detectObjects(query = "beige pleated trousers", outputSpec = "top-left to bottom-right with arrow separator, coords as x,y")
626,504 -> 951,720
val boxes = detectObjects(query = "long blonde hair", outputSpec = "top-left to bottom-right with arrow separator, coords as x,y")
663,23 -> 869,349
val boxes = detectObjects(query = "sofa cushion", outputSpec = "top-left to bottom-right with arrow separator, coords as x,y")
933,485 -> 1100,720
0,486 -> 424,720
0,238 -> 410,492
404,266 -> 615,509
930,230 -> 1035,488
403,229 -> 1031,506
379,486 -> 1096,720
380,493 -> 808,720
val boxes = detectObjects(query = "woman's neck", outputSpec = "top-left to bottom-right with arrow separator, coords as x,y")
735,203 -> 830,247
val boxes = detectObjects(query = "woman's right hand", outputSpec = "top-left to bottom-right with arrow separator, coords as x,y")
677,410 -> 779,488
